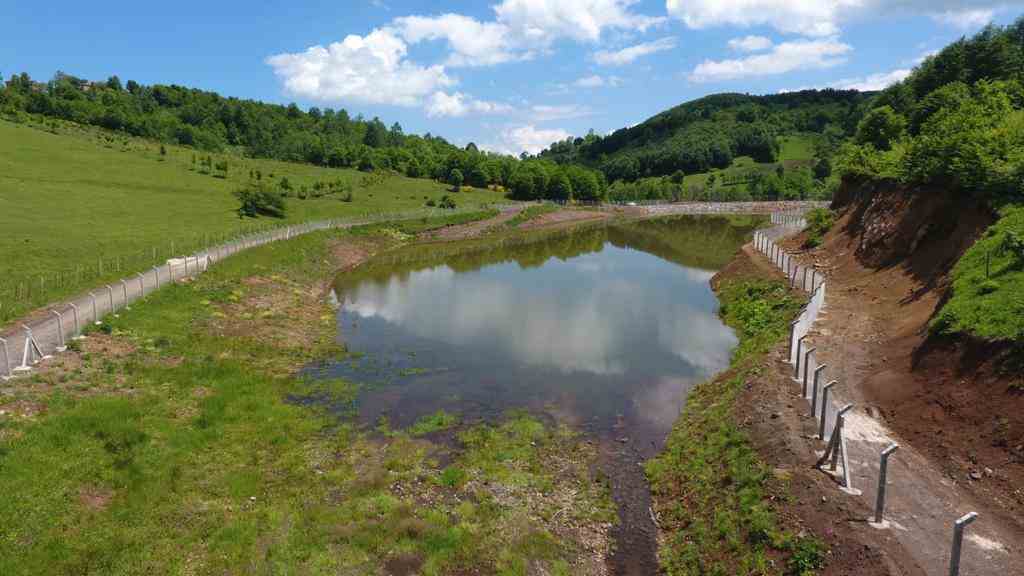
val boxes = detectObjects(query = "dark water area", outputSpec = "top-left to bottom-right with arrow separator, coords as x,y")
309,215 -> 760,575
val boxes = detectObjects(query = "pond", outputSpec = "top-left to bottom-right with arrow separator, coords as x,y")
313,215 -> 760,574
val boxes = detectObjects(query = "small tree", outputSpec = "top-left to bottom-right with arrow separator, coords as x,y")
159,144 -> 167,158
234,182 -> 287,219
450,168 -> 464,192
813,157 -> 832,180
856,106 -> 906,151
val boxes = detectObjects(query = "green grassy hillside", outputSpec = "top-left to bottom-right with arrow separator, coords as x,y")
0,118 -> 507,321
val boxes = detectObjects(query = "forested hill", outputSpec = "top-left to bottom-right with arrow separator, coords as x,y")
539,90 -> 874,182
0,72 -> 500,182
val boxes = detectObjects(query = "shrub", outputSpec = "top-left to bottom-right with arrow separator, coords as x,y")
449,168 -> 464,192
803,208 -> 835,248
855,106 -> 906,151
438,195 -> 456,210
234,182 -> 287,218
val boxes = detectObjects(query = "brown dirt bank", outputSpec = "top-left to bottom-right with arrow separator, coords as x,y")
708,245 -> 920,575
782,179 -> 1024,533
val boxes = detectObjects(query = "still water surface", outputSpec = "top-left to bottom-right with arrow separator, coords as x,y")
321,217 -> 755,448
314,216 -> 759,574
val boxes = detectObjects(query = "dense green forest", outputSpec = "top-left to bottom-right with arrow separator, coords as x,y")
838,19 -> 1024,202
539,90 -> 873,181
0,72 -> 615,203
0,69 -> 874,205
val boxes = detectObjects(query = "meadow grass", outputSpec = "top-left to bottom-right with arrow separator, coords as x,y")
646,277 -> 824,575
0,117 -> 507,321
778,135 -> 815,163
0,214 -> 611,575
933,204 -> 1024,342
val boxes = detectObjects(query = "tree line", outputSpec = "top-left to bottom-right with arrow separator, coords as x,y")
538,90 -> 873,184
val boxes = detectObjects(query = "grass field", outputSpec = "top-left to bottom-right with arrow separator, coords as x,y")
778,135 -> 815,163
0,118 -> 508,321
0,217 -> 614,575
678,135 -> 818,196
646,277 -> 823,574
933,205 -> 1024,342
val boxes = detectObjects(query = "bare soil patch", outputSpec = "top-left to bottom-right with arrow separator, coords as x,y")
420,206 -> 526,241
517,209 -> 609,230
715,245 -> 925,575
779,181 -> 1024,534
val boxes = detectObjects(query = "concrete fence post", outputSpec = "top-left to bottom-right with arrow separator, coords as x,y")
137,273 -> 145,298
0,337 -> 11,380
89,291 -> 99,324
184,257 -> 190,276
52,310 -> 67,352
69,303 -> 84,340
788,320 -> 799,362
829,404 -> 854,471
120,280 -> 129,310
948,512 -> 979,576
153,266 -> 160,288
802,347 -> 817,392
819,381 -> 837,439
794,335 -> 808,378
106,285 -> 115,313
810,364 -> 827,405
803,267 -> 810,292
872,443 -> 899,526
16,324 -> 48,371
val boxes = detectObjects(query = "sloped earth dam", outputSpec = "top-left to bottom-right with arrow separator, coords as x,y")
308,216 -> 760,574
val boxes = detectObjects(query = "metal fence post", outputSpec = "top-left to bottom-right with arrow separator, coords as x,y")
819,381 -> 837,439
948,512 -> 979,576
872,443 -> 899,526
52,310 -> 67,352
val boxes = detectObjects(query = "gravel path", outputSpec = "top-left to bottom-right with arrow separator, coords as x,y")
754,223 -> 1024,576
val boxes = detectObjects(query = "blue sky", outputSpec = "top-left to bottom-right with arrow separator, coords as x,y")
4,1 -> 1023,154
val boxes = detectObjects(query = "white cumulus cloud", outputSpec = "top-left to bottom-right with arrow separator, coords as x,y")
594,37 -> 678,66
266,29 -> 453,105
931,9 -> 995,29
495,0 -> 665,43
666,1 -> 1018,37
486,125 -> 573,155
426,91 -> 514,118
830,68 -> 912,91
530,104 -> 593,121
728,35 -> 773,52
689,37 -> 852,83
393,14 -> 519,67
666,0 -> 857,37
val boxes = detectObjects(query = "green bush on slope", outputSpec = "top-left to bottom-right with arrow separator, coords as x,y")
933,205 -> 1024,341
